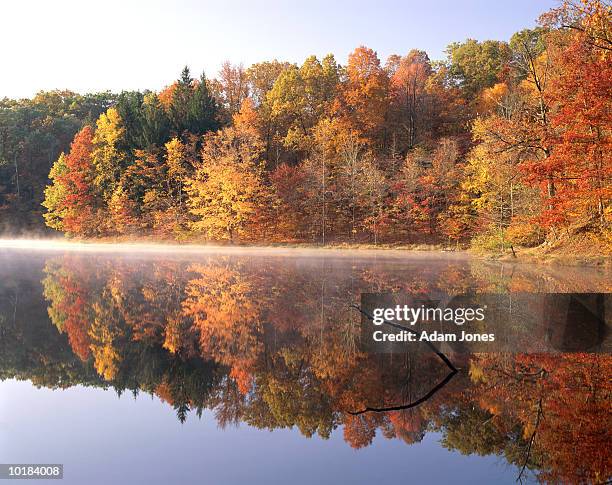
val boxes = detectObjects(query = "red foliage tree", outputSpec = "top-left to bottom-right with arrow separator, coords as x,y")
57,126 -> 101,236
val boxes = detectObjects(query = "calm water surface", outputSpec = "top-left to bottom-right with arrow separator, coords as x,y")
0,246 -> 610,484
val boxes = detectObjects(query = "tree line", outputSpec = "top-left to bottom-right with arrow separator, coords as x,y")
1,0 -> 609,249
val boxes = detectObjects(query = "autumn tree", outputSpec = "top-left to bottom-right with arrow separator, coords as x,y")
43,126 -> 101,236
463,128 -> 541,250
358,158 -> 389,244
266,55 -> 340,157
186,126 -> 273,241
339,46 -> 390,148
217,61 -> 250,117
108,184 -> 138,235
445,39 -> 512,99
389,50 -> 434,151
544,0 -> 612,53
92,107 -> 127,203
246,60 -> 292,106
390,139 -> 463,240
269,162 -> 310,239
539,2 -> 612,230
42,153 -> 68,232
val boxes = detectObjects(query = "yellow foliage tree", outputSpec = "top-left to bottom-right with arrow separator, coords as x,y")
42,153 -> 68,231
186,126 -> 272,241
92,107 -> 126,202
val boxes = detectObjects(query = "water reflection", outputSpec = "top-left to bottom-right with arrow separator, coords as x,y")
0,251 -> 610,484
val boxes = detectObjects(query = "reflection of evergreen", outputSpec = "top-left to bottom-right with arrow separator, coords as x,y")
106,342 -> 223,423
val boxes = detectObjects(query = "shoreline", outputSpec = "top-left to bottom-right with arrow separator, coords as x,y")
0,238 -> 469,260
0,237 -> 609,267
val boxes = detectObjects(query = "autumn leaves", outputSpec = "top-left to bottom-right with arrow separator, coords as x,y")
40,1 -> 611,248
187,127 -> 270,241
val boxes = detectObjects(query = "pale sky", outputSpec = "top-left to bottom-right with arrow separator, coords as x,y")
2,0 -> 558,99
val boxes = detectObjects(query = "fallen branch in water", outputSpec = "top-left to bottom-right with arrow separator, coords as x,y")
347,305 -> 458,415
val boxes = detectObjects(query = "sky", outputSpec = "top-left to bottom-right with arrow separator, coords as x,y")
2,0 -> 558,99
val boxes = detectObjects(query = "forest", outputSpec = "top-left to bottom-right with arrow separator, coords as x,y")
0,0 -> 610,252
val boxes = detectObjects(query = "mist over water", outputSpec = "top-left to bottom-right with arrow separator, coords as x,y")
0,238 -> 474,259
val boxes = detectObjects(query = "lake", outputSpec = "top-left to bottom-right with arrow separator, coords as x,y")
0,244 -> 610,484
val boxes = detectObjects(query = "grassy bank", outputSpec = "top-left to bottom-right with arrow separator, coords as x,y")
474,231 -> 611,267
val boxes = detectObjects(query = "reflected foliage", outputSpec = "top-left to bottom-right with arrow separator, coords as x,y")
0,253 -> 610,483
